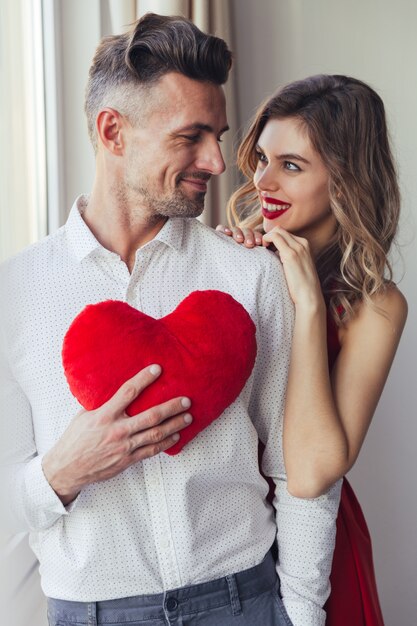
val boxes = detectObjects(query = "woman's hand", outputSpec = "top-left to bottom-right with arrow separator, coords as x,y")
216,224 -> 263,248
263,226 -> 324,311
216,223 -> 324,311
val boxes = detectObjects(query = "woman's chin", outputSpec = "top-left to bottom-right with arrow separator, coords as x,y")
263,217 -> 280,233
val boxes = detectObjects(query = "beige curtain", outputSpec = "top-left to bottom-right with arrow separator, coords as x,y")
0,0 -> 47,261
106,0 -> 239,227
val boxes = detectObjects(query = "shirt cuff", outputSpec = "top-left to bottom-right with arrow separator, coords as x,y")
20,455 -> 78,530
283,599 -> 326,626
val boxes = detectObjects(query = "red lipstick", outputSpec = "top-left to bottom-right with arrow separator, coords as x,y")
261,196 -> 291,220
263,197 -> 289,206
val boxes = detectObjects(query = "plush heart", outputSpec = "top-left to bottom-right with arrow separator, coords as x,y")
62,290 -> 257,455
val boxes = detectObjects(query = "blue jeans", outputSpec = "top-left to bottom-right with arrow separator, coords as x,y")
47,550 -> 293,625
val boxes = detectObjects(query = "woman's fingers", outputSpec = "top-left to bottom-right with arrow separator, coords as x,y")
263,229 -> 292,258
229,227 -> 262,247
215,224 -> 232,235
216,225 -> 245,243
262,227 -> 322,308
217,223 -> 307,252
216,225 -> 263,248
237,228 -> 262,247
263,227 -> 308,251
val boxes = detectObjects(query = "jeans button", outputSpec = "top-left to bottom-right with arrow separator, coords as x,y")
166,597 -> 178,611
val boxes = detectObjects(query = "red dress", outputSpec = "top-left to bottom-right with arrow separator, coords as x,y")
324,311 -> 384,625
260,309 -> 384,624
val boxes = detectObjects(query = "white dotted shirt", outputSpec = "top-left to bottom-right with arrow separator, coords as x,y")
0,196 -> 342,626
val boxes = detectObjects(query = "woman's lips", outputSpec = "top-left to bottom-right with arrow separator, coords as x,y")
261,197 -> 291,220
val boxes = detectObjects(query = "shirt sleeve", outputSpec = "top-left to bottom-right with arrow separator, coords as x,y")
249,253 -> 342,626
0,323 -> 74,533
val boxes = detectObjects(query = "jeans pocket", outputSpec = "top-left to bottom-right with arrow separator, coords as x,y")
272,582 -> 294,626
47,611 -> 78,626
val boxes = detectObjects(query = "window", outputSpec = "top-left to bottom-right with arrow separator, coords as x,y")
0,0 -> 47,262
1,4 -> 48,622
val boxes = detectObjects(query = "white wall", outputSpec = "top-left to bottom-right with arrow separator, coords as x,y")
231,1 -> 417,624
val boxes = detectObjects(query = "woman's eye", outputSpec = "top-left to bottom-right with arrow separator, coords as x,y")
284,161 -> 301,172
255,150 -> 268,164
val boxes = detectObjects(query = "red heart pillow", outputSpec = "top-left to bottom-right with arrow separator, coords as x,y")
62,290 -> 257,455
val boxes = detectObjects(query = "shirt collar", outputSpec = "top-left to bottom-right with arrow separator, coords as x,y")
65,196 -> 102,262
65,195 -> 186,262
152,217 -> 185,252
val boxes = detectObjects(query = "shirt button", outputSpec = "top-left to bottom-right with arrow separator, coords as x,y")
166,597 -> 178,611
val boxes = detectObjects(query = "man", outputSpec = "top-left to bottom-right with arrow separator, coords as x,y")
0,13 -> 341,626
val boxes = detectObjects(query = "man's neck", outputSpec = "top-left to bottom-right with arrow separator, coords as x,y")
82,186 -> 167,273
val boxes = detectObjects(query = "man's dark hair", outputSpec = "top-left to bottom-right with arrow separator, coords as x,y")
85,13 -> 232,150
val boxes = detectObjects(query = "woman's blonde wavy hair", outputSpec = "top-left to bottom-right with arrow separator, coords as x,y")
227,74 -> 400,324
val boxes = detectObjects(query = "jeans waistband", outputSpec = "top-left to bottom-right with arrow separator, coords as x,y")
47,549 -> 277,624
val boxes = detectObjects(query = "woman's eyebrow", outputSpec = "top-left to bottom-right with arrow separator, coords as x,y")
255,144 -> 310,165
276,152 -> 311,164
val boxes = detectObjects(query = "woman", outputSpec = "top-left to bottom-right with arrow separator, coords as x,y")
218,74 -> 407,625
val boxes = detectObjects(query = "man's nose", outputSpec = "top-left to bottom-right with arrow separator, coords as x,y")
196,140 -> 226,176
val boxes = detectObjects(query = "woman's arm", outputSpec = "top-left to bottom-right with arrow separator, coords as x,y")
284,281 -> 407,498
217,223 -> 408,497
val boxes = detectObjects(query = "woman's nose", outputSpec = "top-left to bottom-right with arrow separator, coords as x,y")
254,166 -> 280,192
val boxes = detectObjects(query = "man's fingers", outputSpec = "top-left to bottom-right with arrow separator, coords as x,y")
129,433 -> 183,463
128,412 -> 193,452
127,396 -> 192,435
104,364 -> 162,418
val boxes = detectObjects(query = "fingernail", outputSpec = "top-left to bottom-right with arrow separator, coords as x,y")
183,413 -> 193,424
246,239 -> 253,245
225,227 -> 231,233
173,433 -> 180,442
149,364 -> 161,375
181,397 -> 191,408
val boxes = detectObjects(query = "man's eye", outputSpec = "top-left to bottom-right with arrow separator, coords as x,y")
284,161 -> 301,171
180,134 -> 200,142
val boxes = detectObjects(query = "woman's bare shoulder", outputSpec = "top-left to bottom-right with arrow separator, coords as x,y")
363,283 -> 407,326
340,283 -> 407,346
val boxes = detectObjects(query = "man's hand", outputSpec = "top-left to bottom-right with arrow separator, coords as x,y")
42,365 -> 192,505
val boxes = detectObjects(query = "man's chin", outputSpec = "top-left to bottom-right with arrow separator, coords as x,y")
158,193 -> 205,218
173,203 -> 205,218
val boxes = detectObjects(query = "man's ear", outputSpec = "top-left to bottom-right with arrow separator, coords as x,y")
96,108 -> 125,155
